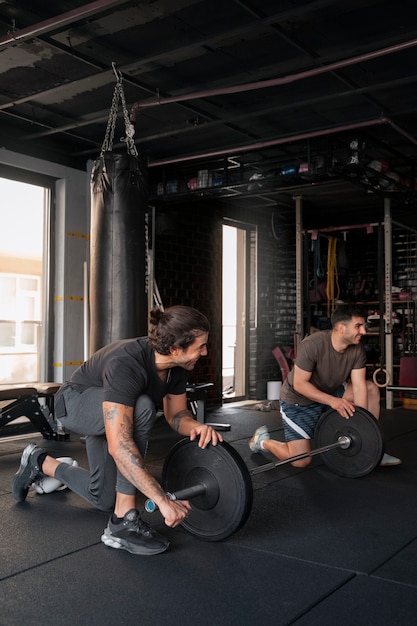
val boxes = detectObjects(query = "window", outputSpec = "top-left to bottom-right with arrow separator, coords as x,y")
0,177 -> 48,383
0,273 -> 41,351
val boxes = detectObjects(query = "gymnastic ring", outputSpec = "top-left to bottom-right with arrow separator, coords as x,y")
372,367 -> 391,388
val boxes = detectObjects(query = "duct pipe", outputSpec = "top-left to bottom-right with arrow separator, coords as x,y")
131,37 -> 417,118
0,0 -> 131,47
148,116 -> 397,167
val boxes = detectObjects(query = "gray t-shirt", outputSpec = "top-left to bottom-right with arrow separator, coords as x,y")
280,330 -> 366,406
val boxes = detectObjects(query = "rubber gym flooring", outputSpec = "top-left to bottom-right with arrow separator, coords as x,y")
1,401 -> 417,625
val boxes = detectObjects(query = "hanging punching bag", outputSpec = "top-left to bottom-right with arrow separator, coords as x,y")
89,71 -> 149,354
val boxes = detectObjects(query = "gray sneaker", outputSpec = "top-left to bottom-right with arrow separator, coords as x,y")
12,443 -> 46,502
101,509 -> 170,555
249,425 -> 270,453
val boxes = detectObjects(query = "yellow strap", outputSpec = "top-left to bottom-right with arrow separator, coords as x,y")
326,237 -> 340,316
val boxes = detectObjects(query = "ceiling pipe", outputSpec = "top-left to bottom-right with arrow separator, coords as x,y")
147,116 -> 407,167
28,73 -> 417,151
131,36 -> 417,119
0,0 -> 132,46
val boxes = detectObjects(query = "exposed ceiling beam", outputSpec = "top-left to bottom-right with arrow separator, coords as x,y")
0,0 -> 132,46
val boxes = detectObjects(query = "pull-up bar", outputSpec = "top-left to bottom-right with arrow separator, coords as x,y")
306,222 -> 380,239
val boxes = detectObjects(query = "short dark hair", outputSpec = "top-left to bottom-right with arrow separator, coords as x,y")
330,303 -> 366,327
148,305 -> 210,354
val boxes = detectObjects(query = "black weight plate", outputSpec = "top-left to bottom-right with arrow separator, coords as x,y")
314,406 -> 384,478
162,439 -> 253,542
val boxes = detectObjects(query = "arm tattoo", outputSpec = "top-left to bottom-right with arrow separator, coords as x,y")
103,404 -> 124,423
171,409 -> 192,432
102,402 -> 164,497
120,408 -> 134,442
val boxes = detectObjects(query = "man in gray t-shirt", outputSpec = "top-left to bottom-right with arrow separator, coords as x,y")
249,304 -> 401,468
12,306 -> 223,556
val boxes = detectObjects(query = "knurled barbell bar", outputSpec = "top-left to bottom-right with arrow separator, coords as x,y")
144,406 -> 384,542
249,434 -> 351,475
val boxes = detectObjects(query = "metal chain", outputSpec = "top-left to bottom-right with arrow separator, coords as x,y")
100,81 -> 120,154
101,66 -> 138,157
119,82 -> 138,156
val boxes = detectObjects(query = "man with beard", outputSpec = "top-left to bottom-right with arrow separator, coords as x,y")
249,303 -> 401,468
12,305 -> 222,555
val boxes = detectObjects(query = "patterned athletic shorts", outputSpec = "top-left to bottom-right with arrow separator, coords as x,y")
280,384 -> 345,441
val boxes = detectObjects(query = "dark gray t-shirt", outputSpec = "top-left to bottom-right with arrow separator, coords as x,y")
280,331 -> 366,406
69,337 -> 188,408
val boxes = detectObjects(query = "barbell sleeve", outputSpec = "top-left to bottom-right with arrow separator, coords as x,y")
250,435 -> 351,475
144,482 -> 207,513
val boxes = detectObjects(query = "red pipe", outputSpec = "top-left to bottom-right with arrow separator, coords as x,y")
132,37 -> 417,119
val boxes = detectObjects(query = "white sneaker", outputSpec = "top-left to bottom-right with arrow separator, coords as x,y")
31,457 -> 78,494
249,425 -> 270,453
379,452 -> 402,467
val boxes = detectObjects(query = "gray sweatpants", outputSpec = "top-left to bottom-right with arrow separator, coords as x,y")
54,385 -> 157,511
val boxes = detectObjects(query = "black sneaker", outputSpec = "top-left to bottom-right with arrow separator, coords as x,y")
12,443 -> 46,502
101,509 -> 170,555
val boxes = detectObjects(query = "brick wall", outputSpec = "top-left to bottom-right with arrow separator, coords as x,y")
154,199 -> 296,407
254,205 -> 296,396
154,202 -> 223,404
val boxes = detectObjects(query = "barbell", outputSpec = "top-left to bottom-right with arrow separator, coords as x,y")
144,406 -> 384,542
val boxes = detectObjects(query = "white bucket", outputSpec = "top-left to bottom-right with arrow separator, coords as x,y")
267,381 -> 281,400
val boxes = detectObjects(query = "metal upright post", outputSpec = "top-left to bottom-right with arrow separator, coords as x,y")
384,198 -> 393,409
294,195 -> 304,349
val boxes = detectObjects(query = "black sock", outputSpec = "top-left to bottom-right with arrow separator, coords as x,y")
37,452 -> 48,471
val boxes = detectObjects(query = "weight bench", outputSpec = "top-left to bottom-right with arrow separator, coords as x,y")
0,383 -> 69,440
0,381 -> 228,439
186,382 -> 230,431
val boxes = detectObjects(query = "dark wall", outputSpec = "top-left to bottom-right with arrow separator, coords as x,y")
154,202 -> 223,404
154,199 -> 297,407
254,205 -> 297,393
